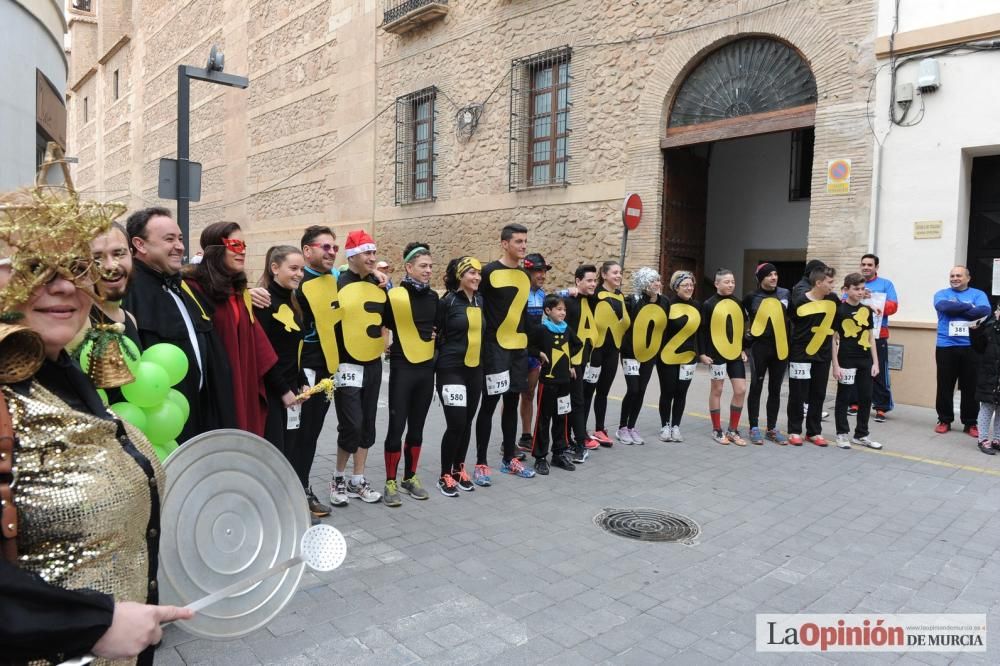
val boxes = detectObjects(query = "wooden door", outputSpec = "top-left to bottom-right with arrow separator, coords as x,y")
661,147 -> 709,296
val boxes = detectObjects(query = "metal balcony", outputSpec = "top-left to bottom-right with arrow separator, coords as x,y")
383,0 -> 449,35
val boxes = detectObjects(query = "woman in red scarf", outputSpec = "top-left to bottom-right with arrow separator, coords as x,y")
185,222 -> 277,436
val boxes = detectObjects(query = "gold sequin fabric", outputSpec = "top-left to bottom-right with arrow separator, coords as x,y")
2,382 -> 163,666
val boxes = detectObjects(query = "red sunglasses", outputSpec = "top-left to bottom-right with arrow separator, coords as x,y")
221,238 -> 246,254
308,241 -> 339,255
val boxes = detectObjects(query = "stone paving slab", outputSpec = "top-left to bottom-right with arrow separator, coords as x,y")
157,365 -> 1000,664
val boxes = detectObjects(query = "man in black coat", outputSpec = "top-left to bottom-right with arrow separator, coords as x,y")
122,207 -> 235,443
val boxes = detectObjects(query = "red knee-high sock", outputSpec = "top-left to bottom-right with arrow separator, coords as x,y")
729,404 -> 743,430
710,409 -> 721,430
404,442 -> 421,479
385,450 -> 401,482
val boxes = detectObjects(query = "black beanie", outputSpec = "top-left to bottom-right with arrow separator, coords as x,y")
755,263 -> 777,284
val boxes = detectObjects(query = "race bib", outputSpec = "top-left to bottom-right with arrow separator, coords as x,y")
838,367 -> 856,385
335,363 -> 364,388
303,368 -> 317,386
583,364 -> 601,383
710,364 -> 727,380
949,320 -> 970,337
679,363 -> 696,381
486,370 -> 510,396
441,384 -> 467,407
286,406 -> 301,430
789,362 -> 811,380
557,395 -> 572,415
622,358 -> 640,376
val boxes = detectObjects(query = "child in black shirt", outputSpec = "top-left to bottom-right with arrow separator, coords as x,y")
833,273 -> 882,449
528,295 -> 582,474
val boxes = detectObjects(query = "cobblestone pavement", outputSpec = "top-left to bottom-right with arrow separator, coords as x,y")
156,366 -> 1000,665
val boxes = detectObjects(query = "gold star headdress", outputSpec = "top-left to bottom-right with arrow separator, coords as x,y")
0,143 -> 126,321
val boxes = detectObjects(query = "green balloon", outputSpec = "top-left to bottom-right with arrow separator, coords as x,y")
165,388 -> 190,422
142,401 -> 184,445
140,343 -> 189,386
110,401 -> 148,431
96,388 -> 109,406
121,362 -> 171,408
78,340 -> 94,373
120,336 -> 142,373
151,439 -> 179,463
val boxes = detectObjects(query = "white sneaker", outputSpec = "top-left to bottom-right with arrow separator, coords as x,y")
629,427 -> 645,445
836,434 -> 852,449
660,424 -> 673,442
671,425 -> 683,442
329,477 -> 349,506
852,436 -> 882,450
346,478 -> 382,503
615,427 -> 635,444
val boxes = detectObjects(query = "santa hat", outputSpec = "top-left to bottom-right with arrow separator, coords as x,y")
344,230 -> 377,258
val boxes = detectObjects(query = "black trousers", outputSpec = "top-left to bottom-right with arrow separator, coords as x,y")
568,366 -> 590,445
334,361 -> 383,454
263,388 -> 289,458
747,343 -> 787,430
835,357 -> 873,438
385,360 -> 434,451
437,366 -> 483,475
787,360 -> 831,436
475,345 -> 527,464
532,381 -> 570,459
935,345 -> 979,426
657,362 -> 692,427
843,337 -> 894,412
294,368 -> 331,488
583,346 -> 619,431
620,360 -> 655,428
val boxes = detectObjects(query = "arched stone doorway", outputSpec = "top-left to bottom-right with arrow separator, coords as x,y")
661,36 -> 818,293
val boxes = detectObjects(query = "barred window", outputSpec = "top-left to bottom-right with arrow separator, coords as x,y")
395,87 -> 437,205
510,47 -> 571,190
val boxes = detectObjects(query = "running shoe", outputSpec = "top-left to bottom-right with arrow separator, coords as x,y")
852,436 -> 882,450
836,434 -> 852,449
978,441 -> 996,456
582,438 -> 600,450
438,473 -> 459,497
400,476 -> 429,500
330,477 -> 349,506
500,458 -> 536,478
874,410 -> 887,423
473,464 -> 492,487
346,478 -> 382,503
965,425 -> 980,439
571,446 -> 589,464
551,453 -> 576,471
592,429 -> 612,445
807,435 -> 828,447
822,411 -> 829,421
629,428 -> 645,445
615,427 -> 635,444
847,404 -> 858,416
748,427 -> 764,446
659,425 -> 673,442
454,464 -> 475,491
535,458 -> 550,475
726,430 -> 747,447
713,429 -> 729,445
306,487 -> 331,517
934,422 -> 950,434
517,433 -> 533,452
671,426 -> 683,442
993,440 -> 1000,453
382,479 -> 402,507
788,434 -> 804,446
766,429 -> 788,445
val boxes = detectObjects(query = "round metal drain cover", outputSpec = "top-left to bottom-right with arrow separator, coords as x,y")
594,507 -> 700,544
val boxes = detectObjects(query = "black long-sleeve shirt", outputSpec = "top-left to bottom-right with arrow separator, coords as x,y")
384,280 -> 439,367
742,286 -> 791,347
436,290 -> 483,369
528,323 -> 582,384
480,260 -> 530,349
564,293 -> 600,367
255,282 -> 306,396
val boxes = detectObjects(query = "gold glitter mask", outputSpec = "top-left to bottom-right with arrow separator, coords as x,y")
0,143 -> 126,320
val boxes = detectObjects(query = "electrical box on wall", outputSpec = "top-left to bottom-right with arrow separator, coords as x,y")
918,58 -> 941,92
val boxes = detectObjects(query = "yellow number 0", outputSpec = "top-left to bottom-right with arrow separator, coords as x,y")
631,303 -> 666,363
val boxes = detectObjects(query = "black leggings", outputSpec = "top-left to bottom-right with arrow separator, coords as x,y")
437,366 -> 483,476
475,390 -> 519,464
583,346 -> 620,431
295,369 -> 331,487
657,362 -> 692,427
835,358 -> 873,438
747,343 -> 787,430
619,360 -> 655,428
384,359 -> 435,480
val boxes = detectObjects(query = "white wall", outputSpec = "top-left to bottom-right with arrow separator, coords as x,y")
704,131 -> 811,291
878,0 -> 999,34
871,4 -> 1000,322
0,1 -> 67,191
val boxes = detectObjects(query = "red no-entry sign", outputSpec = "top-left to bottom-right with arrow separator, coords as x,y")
622,192 -> 642,230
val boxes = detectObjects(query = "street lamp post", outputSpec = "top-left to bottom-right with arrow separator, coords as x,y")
176,46 -> 248,258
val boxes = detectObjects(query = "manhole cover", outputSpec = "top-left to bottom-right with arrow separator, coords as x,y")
593,507 -> 700,544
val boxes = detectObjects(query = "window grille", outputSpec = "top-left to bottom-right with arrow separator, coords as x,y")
395,86 -> 438,205
509,46 -> 571,191
72,0 -> 93,12
788,127 -> 814,201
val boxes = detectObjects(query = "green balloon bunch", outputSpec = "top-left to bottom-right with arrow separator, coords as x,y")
108,343 -> 190,462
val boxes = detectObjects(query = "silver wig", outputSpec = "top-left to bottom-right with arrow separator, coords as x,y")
631,266 -> 661,297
